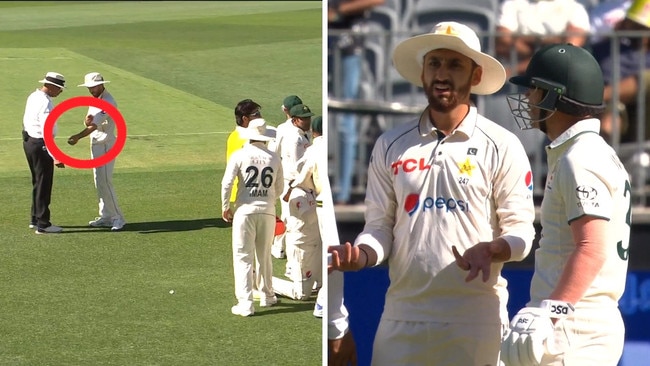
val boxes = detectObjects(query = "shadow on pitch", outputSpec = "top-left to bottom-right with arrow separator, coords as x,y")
253,299 -> 317,317
62,218 -> 230,234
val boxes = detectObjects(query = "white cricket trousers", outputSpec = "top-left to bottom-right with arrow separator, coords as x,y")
540,306 -> 624,365
372,319 -> 505,366
272,181 -> 291,256
91,142 -> 123,220
285,188 -> 322,300
231,211 -> 275,305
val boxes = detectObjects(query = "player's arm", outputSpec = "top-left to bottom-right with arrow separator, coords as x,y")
454,134 -> 535,281
548,215 -> 609,309
273,157 -> 284,201
220,153 -> 240,222
327,266 -> 357,365
335,137 -> 394,271
67,114 -> 98,145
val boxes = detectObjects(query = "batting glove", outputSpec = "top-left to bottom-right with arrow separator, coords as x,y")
500,300 -> 574,366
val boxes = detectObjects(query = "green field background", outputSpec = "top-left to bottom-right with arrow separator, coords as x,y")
0,2 -> 323,365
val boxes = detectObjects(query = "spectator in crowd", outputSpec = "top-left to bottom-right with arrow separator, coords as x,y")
589,0 -> 632,43
329,0 -> 385,204
496,0 -> 591,77
329,22 -> 536,365
592,0 -> 650,143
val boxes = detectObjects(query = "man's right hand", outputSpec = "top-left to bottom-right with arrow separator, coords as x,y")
328,242 -> 369,272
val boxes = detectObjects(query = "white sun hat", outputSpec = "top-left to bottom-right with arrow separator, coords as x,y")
392,21 -> 506,95
78,72 -> 110,87
38,72 -> 66,89
239,118 -> 277,141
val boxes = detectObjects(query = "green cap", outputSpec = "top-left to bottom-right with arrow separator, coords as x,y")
311,116 -> 322,134
282,95 -> 303,110
290,104 -> 315,118
509,43 -> 604,107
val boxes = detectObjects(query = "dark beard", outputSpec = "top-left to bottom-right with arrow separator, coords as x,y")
425,77 -> 472,113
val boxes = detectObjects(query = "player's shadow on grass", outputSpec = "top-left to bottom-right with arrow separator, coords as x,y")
62,218 -> 230,233
123,218 -> 230,233
254,300 -> 317,316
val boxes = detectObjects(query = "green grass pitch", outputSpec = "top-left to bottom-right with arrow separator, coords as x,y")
0,2 -> 323,365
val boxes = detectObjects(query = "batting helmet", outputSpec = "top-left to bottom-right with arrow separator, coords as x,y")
507,43 -> 606,129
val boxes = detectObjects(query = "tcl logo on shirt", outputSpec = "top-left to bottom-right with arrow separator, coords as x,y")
391,158 -> 431,175
404,193 -> 470,216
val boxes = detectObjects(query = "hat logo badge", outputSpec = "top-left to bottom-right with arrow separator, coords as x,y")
435,25 -> 458,35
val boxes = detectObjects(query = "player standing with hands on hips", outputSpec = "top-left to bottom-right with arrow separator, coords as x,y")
500,44 -> 631,366
23,72 -> 66,234
328,22 -> 536,365
68,72 -> 126,231
221,118 -> 284,317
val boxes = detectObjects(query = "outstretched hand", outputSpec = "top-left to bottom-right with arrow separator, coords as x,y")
328,242 -> 366,273
452,240 -> 509,282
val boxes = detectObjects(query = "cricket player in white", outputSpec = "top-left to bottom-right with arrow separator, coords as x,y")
501,44 -> 631,366
329,22 -> 536,365
221,118 -> 284,317
274,116 -> 325,308
268,95 -> 304,260
276,104 -> 313,280
68,72 -> 125,231
273,105 -> 320,301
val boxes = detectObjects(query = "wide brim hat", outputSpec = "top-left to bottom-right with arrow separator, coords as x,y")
39,72 -> 66,89
78,72 -> 110,87
627,0 -> 650,28
239,118 -> 276,142
392,21 -> 506,95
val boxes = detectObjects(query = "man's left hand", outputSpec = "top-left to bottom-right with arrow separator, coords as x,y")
500,300 -> 574,366
452,240 -> 507,282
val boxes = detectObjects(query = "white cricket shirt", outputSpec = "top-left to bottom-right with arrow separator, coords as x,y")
291,135 -> 325,194
530,118 -> 631,308
498,0 -> 590,36
267,118 -> 292,154
221,141 -> 284,215
278,124 -> 310,182
23,89 -> 57,139
87,90 -> 118,145
355,106 -> 536,323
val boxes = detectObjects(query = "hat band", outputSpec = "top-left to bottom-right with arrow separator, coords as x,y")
46,76 -> 64,86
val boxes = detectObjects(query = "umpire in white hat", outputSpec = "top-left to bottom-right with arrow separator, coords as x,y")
23,72 -> 66,234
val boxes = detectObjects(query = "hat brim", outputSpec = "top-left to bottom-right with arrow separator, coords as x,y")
392,33 -> 506,95
78,80 -> 110,87
239,126 -> 277,142
39,79 -> 65,89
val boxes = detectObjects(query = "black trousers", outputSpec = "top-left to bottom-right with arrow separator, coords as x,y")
23,135 -> 54,228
